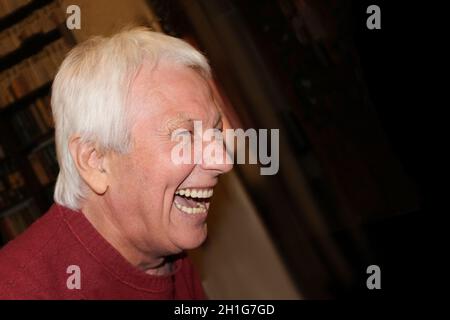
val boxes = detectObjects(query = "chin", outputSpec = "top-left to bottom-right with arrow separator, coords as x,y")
174,226 -> 208,251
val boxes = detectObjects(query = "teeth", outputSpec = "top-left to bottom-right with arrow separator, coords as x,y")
174,201 -> 207,214
175,188 -> 214,199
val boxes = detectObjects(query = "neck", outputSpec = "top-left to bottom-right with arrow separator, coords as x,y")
80,196 -> 171,275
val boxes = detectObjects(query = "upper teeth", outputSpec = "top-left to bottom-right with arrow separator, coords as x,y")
175,188 -> 213,199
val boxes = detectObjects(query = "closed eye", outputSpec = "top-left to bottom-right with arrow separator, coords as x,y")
171,128 -> 196,145
174,128 -> 193,136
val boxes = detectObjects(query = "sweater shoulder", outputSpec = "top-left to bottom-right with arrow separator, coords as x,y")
0,204 -> 64,297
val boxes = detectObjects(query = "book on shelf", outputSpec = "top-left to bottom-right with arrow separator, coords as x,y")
0,69 -> 15,106
0,0 -> 32,19
0,0 -> 74,246
0,197 -> 41,242
35,94 -> 53,127
28,135 -> 57,186
0,1 -> 65,57
0,158 -> 28,211
10,93 -> 53,146
0,36 -> 71,108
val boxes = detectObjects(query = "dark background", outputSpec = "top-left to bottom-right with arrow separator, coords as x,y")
153,0 -> 436,297
350,0 -> 435,297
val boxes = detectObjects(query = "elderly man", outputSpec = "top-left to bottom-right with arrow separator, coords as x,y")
0,28 -> 232,299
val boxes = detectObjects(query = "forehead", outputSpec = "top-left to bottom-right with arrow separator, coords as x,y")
129,60 -> 218,123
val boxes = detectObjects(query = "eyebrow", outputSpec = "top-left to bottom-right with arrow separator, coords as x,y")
166,112 -> 222,130
166,114 -> 192,128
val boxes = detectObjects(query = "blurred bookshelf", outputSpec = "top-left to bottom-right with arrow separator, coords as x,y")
0,0 -> 75,246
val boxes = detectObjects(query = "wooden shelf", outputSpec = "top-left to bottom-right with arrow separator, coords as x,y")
0,0 -> 72,244
0,128 -> 54,164
0,197 -> 34,219
23,128 -> 55,155
0,81 -> 52,116
0,28 -> 61,73
0,0 -> 53,31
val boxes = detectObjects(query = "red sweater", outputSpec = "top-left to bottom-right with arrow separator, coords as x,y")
0,203 -> 206,300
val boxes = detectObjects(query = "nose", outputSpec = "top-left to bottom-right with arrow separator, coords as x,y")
200,134 -> 233,174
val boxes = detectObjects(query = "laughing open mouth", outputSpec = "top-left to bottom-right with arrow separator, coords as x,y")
174,188 -> 214,214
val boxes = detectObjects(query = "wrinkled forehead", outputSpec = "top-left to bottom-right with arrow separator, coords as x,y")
128,59 -> 219,126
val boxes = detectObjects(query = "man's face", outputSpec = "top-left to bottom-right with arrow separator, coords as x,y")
105,60 -> 232,258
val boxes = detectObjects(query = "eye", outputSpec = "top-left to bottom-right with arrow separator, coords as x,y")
179,129 -> 192,134
172,128 -> 193,139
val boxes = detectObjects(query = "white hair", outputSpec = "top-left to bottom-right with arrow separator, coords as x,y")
51,27 -> 211,210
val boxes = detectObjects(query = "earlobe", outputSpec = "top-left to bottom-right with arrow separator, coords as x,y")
68,136 -> 109,195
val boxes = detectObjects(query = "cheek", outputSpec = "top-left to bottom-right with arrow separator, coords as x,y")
120,136 -> 196,204
108,160 -> 140,207
137,144 -> 196,188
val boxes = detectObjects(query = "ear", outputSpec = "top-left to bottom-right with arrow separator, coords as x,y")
68,136 -> 110,195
